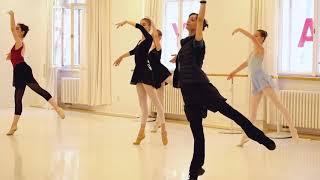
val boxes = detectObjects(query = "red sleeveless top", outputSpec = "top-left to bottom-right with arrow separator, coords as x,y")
10,44 -> 25,68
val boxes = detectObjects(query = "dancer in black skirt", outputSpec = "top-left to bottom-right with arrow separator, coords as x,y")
113,18 -> 168,145
5,11 -> 65,136
170,2 -> 276,180
148,22 -> 172,133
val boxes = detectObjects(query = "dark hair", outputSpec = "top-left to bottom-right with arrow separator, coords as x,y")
189,13 -> 209,31
257,29 -> 268,42
17,23 -> 29,38
157,29 -> 162,37
141,18 -> 151,26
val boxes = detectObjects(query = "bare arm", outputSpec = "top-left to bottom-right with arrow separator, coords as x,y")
195,1 -> 207,41
151,22 -> 161,51
113,52 -> 131,66
232,28 -> 263,50
8,11 -> 23,48
116,20 -> 136,28
227,60 -> 248,80
6,53 -> 11,61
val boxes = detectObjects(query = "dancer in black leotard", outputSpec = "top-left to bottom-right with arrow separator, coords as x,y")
148,23 -> 172,133
170,1 -> 276,180
113,18 -> 168,145
5,11 -> 65,136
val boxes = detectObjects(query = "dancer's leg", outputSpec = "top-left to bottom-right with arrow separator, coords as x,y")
142,83 -> 167,145
133,83 -> 149,145
262,87 -> 298,140
27,83 -> 65,119
238,92 -> 263,147
7,87 -> 26,136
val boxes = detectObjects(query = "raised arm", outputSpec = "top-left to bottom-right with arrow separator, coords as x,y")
116,20 -> 152,40
7,11 -> 23,47
195,1 -> 207,41
232,28 -> 263,50
151,22 -> 161,51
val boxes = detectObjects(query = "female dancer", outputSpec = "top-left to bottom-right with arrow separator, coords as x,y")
5,11 -> 65,136
228,28 -> 299,147
170,1 -> 275,179
113,18 -> 168,145
148,23 -> 172,133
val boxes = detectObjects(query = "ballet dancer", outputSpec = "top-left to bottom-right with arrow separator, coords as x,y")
170,1 -> 276,179
113,18 -> 168,145
148,22 -> 172,133
228,28 -> 299,147
5,10 -> 65,136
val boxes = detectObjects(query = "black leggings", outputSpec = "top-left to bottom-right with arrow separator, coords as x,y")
15,83 -> 52,115
182,85 -> 272,176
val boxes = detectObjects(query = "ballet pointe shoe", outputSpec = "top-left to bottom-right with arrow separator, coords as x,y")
237,138 -> 249,148
161,124 -> 168,146
6,127 -> 18,136
237,134 -> 249,147
151,121 -> 161,133
133,133 -> 145,145
133,127 -> 145,145
290,128 -> 299,142
56,107 -> 65,119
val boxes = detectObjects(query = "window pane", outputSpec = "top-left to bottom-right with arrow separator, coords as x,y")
279,0 -> 314,74
74,9 -> 80,65
53,8 -> 63,66
63,9 -> 71,66
162,0 -> 179,71
182,0 -> 200,39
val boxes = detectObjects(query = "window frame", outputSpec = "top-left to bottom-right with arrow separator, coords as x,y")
278,0 -> 320,76
53,1 -> 86,68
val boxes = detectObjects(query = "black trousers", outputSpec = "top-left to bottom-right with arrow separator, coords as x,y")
181,83 -> 271,176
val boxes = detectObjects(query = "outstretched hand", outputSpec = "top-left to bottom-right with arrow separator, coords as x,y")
113,57 -> 122,66
227,73 -> 235,80
7,10 -> 14,16
232,28 -> 241,36
116,21 -> 127,29
169,54 -> 177,63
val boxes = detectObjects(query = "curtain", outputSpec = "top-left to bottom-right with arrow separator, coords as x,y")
42,0 -> 58,109
250,0 -> 280,122
79,0 -> 111,106
144,0 -> 163,28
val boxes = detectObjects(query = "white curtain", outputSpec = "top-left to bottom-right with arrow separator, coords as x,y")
250,0 -> 280,122
43,0 -> 58,108
79,0 -> 111,106
144,0 -> 164,28
251,0 -> 279,76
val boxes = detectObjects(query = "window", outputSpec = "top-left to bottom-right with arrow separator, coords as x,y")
162,0 -> 200,71
278,0 -> 320,75
53,0 -> 86,67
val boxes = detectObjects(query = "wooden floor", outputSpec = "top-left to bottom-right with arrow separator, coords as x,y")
0,108 -> 319,180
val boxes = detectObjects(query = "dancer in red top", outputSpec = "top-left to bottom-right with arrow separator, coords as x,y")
5,11 -> 65,136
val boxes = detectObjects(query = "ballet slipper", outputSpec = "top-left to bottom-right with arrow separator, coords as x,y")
56,107 -> 65,119
151,121 -> 161,133
237,137 -> 249,147
161,124 -> 168,145
6,127 -> 18,136
133,133 -> 145,145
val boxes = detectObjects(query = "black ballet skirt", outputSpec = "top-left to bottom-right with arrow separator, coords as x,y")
13,62 -> 37,88
129,23 -> 155,87
148,49 -> 171,89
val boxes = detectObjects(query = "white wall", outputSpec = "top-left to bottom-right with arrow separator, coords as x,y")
0,0 -> 47,108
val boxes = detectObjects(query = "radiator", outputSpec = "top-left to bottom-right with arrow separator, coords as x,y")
61,77 -> 80,104
151,85 -> 184,115
267,90 -> 320,130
